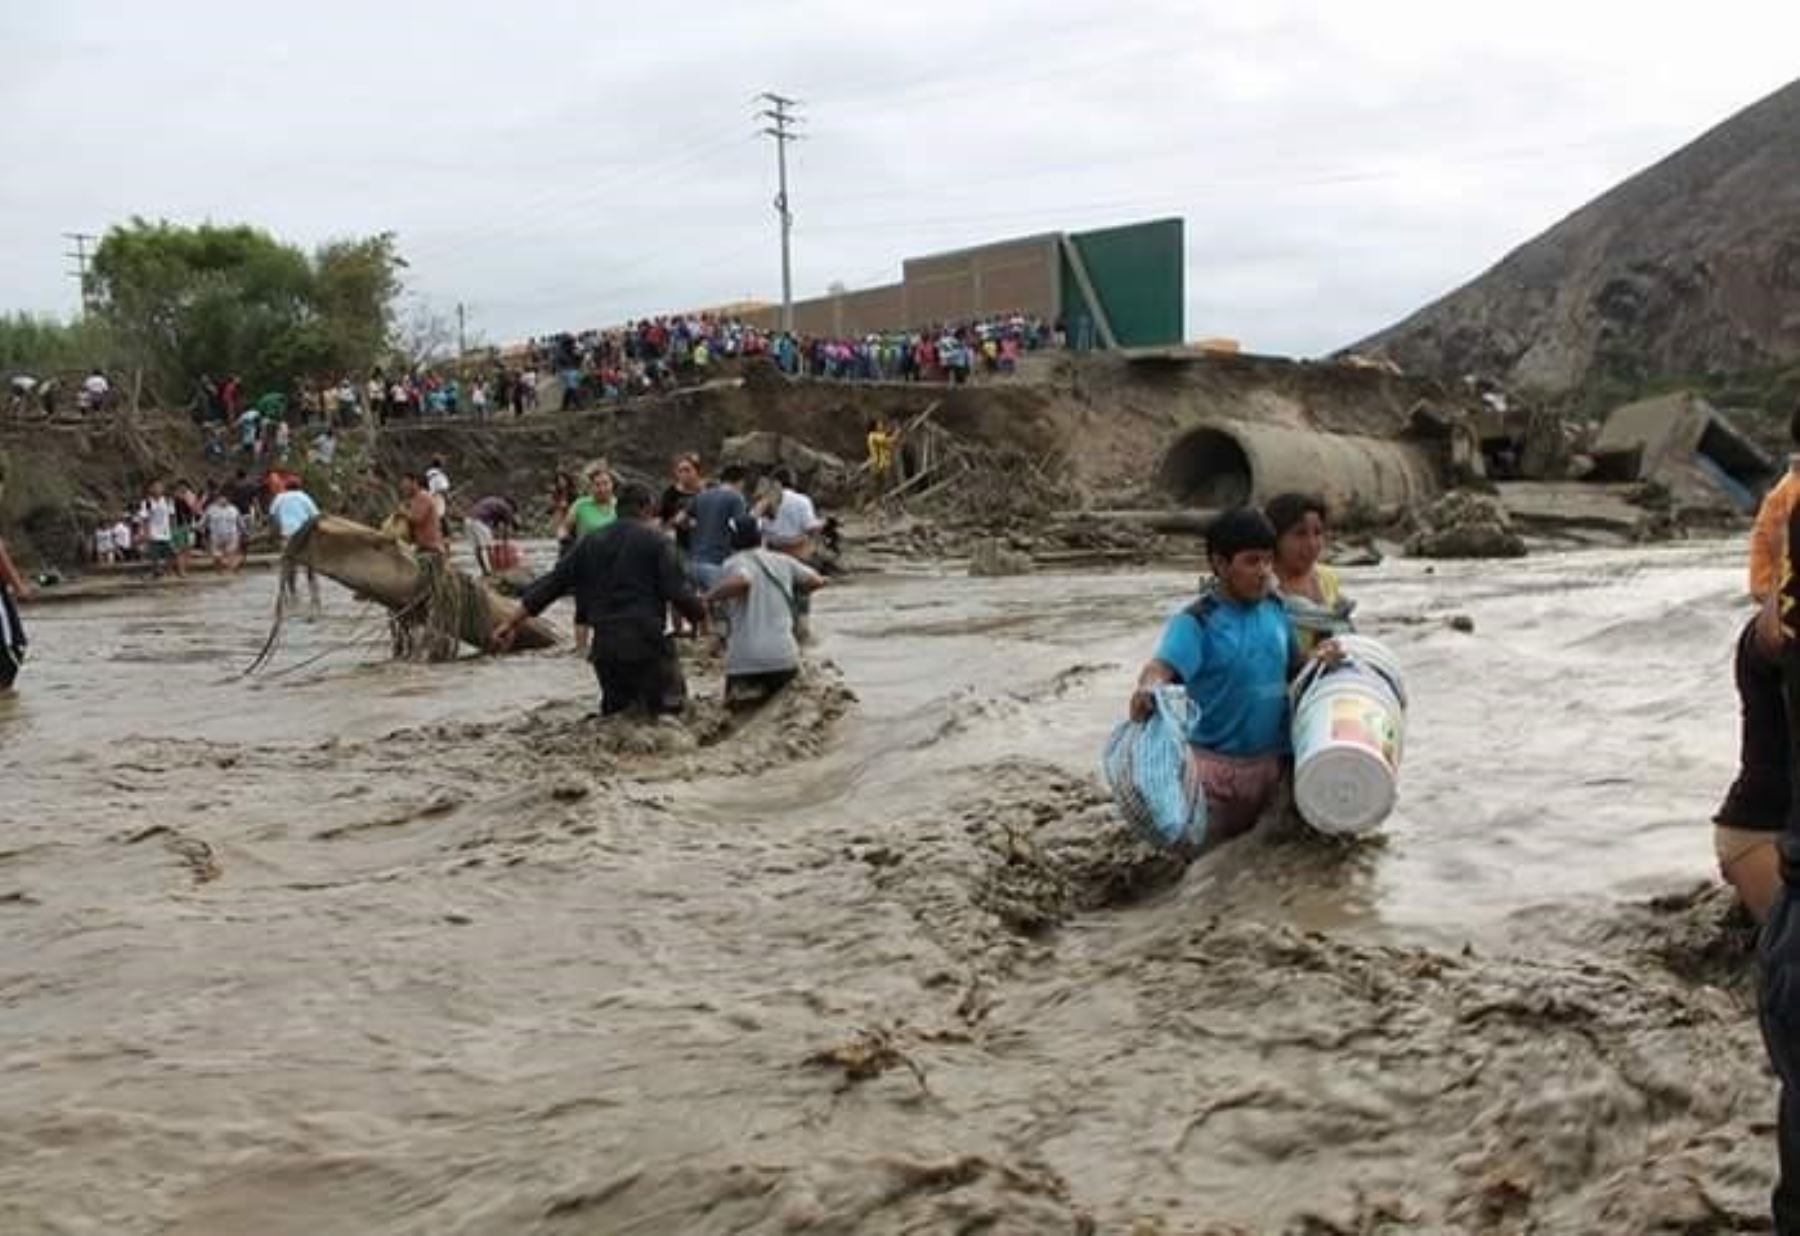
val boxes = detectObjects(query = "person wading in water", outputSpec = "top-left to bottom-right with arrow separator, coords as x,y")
493,483 -> 704,718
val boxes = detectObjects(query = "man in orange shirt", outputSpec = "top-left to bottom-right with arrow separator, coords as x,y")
1716,407 -> 1800,921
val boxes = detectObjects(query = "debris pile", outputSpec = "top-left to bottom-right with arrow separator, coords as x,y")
1406,490 -> 1528,559
968,537 -> 1033,577
879,403 -> 1074,527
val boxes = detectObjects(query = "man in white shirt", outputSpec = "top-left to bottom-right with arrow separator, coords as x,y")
753,468 -> 826,641
268,477 -> 322,611
756,468 -> 824,556
111,518 -> 135,562
81,369 -> 110,412
311,427 -> 338,467
424,456 -> 451,538
203,491 -> 246,572
139,481 -> 179,578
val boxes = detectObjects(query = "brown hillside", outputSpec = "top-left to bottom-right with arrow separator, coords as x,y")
1353,78 -> 1800,396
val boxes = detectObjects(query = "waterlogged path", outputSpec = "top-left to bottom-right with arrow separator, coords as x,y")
0,542 -> 1773,1232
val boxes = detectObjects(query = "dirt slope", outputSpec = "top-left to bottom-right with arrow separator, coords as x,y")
1353,77 -> 1800,396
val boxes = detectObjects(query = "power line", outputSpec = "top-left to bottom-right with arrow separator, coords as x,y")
63,231 -> 96,314
757,91 -> 802,333
398,125 -> 758,267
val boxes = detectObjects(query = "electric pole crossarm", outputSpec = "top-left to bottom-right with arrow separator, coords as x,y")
63,231 -> 97,314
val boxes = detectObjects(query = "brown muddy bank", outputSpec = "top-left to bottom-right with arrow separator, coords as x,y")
0,543 -> 1780,1232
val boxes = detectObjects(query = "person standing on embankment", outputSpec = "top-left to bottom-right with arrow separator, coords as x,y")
1715,406 -> 1800,922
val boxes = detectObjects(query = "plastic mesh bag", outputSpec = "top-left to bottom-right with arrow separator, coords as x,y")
1102,685 -> 1207,849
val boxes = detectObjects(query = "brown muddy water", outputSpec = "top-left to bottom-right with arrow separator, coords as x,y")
0,541 -> 1780,1233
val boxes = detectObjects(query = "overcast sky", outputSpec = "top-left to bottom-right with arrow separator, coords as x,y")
4,1 -> 1797,356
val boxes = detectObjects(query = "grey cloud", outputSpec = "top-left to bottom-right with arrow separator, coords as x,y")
5,0 -> 1798,357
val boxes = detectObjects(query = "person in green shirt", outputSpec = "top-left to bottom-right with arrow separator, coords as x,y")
558,462 -> 616,654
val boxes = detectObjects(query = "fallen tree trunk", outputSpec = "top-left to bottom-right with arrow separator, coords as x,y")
287,515 -> 558,652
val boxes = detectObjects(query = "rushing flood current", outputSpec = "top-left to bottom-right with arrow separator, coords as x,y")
0,541 -> 1780,1232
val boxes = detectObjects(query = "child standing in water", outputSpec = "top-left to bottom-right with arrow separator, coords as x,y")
1266,491 -> 1356,657
1128,508 -> 1333,845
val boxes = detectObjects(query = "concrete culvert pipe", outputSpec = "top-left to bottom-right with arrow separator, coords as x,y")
1157,420 -> 1441,514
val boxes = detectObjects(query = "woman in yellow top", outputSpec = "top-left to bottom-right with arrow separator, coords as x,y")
1266,492 -> 1354,655
866,417 -> 898,487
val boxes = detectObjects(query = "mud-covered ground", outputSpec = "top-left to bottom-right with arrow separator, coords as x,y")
0,541 -> 1780,1233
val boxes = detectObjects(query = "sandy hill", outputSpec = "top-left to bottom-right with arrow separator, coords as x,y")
1352,78 -> 1800,399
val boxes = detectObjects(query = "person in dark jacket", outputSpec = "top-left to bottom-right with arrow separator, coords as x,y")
1761,492 -> 1800,1234
492,482 -> 704,716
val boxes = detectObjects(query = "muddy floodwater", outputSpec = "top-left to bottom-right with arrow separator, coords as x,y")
0,542 -> 1781,1233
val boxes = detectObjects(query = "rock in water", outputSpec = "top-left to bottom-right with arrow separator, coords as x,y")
1406,492 -> 1528,559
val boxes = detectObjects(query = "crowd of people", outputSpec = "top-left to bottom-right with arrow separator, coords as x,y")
7,368 -> 117,417
492,452 -> 830,713
10,311 -> 1062,435
88,469 -> 313,578
522,311 -> 1062,409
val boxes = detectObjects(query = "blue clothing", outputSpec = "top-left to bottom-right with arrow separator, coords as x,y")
689,485 -> 748,567
1152,594 -> 1297,757
268,490 -> 320,538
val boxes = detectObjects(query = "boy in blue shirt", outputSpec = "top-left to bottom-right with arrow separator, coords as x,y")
1128,507 -> 1321,844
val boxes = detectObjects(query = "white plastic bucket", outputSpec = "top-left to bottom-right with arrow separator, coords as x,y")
1291,638 -> 1406,836
1331,634 -> 1407,705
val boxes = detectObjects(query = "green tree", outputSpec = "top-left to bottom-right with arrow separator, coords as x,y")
311,232 -> 404,379
0,311 -> 120,377
86,218 -> 403,408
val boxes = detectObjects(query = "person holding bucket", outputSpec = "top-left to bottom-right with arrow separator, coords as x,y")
1127,507 -> 1336,845
1266,492 -> 1356,655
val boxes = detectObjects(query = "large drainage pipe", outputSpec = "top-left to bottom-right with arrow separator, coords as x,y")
1156,420 -> 1441,513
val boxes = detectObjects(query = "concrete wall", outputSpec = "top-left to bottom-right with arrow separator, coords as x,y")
738,233 -> 1063,336
903,234 -> 1060,324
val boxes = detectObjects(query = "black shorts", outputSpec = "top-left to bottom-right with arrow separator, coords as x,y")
593,650 -> 686,717
1716,617 -> 1789,833
0,590 -> 24,689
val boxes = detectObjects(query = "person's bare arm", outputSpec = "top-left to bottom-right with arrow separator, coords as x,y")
0,538 -> 28,597
1756,588 -> 1788,655
704,574 -> 752,606
1129,659 -> 1178,721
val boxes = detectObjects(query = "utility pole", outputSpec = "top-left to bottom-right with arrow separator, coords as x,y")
757,92 -> 802,333
63,231 -> 97,314
456,301 -> 467,370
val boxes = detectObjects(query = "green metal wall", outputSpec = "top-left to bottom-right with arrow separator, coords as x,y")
1059,217 -> 1184,349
